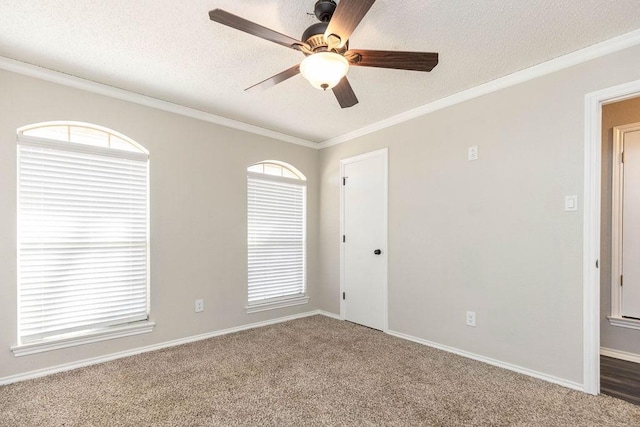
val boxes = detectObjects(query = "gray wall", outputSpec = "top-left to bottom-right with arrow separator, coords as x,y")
4,43 -> 640,386
0,70 -> 319,379
600,97 -> 640,354
318,44 -> 640,385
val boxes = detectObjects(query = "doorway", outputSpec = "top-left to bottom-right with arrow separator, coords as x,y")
598,101 -> 640,404
340,148 -> 388,331
610,122 -> 640,322
584,79 -> 640,395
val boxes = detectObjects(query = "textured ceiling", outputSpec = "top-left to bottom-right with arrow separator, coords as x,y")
1,0 -> 640,143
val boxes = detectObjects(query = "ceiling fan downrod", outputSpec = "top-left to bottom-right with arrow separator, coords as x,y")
313,0 -> 337,22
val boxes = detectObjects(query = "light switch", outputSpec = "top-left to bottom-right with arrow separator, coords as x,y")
565,195 -> 578,211
468,146 -> 478,161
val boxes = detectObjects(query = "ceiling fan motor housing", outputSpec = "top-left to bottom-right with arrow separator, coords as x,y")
302,22 -> 348,54
302,22 -> 329,53
302,1 -> 339,53
302,22 -> 329,45
302,13 -> 348,55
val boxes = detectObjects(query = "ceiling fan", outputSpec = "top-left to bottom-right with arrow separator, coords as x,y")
209,0 -> 438,108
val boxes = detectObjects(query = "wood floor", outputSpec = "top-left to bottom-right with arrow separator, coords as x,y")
601,355 -> 640,405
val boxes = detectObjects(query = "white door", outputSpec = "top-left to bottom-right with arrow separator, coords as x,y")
622,129 -> 640,318
341,149 -> 387,330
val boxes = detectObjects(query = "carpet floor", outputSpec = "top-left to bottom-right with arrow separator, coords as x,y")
1,315 -> 639,426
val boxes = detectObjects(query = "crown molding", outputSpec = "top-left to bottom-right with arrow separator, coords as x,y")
0,56 -> 318,149
3,27 -> 640,151
317,28 -> 640,149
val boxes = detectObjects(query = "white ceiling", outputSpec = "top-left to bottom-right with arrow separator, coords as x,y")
1,0 -> 640,143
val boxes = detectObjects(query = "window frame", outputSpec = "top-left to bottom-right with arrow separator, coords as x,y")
12,123 -> 154,356
246,161 -> 308,313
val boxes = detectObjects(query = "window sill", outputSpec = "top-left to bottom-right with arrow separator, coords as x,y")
11,320 -> 156,357
607,316 -> 640,331
246,295 -> 309,314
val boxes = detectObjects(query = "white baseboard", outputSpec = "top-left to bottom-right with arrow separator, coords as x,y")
1,311 -> 585,393
386,329 -> 584,393
0,310 -> 323,386
318,310 -> 341,320
601,347 -> 640,364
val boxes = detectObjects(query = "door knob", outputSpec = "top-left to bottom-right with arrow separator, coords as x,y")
374,249 -> 382,255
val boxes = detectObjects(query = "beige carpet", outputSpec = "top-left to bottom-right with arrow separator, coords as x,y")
1,315 -> 639,426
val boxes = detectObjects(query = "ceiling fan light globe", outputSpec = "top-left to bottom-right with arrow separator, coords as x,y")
300,52 -> 349,90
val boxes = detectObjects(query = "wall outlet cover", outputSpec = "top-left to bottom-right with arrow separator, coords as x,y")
466,311 -> 476,327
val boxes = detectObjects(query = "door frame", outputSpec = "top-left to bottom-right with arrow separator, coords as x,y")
340,147 -> 389,332
584,79 -> 640,395
611,123 -> 640,320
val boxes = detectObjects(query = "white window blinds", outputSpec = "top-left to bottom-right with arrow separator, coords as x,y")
247,173 -> 306,304
17,136 -> 149,343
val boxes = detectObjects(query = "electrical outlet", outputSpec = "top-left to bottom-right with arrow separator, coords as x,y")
466,311 -> 476,327
195,299 -> 204,313
468,146 -> 478,161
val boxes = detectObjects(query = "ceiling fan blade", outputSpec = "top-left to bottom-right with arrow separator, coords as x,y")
245,64 -> 301,92
332,77 -> 359,108
325,0 -> 376,48
346,50 -> 439,72
209,9 -> 307,51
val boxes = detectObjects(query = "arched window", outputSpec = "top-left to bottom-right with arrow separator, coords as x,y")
15,121 -> 151,352
247,161 -> 305,180
246,161 -> 308,312
19,121 -> 146,153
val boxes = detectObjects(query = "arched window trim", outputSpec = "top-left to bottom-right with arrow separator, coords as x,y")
18,121 -> 148,154
248,160 -> 306,181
